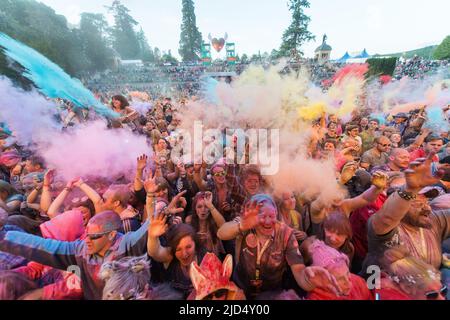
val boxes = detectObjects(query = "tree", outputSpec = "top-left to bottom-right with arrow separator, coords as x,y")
79,13 -> 114,71
279,0 -> 314,57
162,50 -> 179,65
179,0 -> 203,62
107,0 -> 140,60
433,36 -> 450,60
241,54 -> 249,64
136,28 -> 155,62
0,0 -> 86,76
153,47 -> 162,64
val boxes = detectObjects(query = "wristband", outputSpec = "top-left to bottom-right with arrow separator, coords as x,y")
398,188 -> 416,201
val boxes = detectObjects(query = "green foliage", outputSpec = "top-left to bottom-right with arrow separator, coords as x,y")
375,46 -> 437,59
366,57 -> 398,77
107,0 -> 141,60
279,0 -> 314,57
161,50 -> 179,65
0,0 -> 84,76
0,0 -> 156,83
179,0 -> 203,62
79,13 -> 114,72
433,36 -> 450,60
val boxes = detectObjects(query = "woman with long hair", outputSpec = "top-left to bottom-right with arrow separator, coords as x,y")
186,191 -> 226,258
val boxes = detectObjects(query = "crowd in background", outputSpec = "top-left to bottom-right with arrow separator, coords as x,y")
0,60 -> 449,301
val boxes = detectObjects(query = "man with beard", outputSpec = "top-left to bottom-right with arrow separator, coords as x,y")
362,153 -> 450,276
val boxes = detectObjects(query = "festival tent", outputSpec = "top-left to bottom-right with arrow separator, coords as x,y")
335,49 -> 372,63
336,52 -> 351,63
352,49 -> 371,59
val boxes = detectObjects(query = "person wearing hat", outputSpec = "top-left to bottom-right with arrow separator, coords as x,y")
391,113 -> 409,135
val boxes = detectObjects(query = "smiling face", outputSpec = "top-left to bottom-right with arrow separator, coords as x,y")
112,99 -> 122,109
360,118 -> 369,128
175,236 -> 196,267
212,166 -> 226,185
255,204 -> 277,237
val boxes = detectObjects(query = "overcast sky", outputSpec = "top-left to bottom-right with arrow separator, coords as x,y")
38,0 -> 450,59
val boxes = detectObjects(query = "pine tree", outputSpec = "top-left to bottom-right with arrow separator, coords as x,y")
179,0 -> 203,62
279,0 -> 314,57
137,28 -> 154,62
107,0 -> 141,60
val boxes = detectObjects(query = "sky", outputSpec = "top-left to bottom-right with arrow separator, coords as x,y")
38,0 -> 450,60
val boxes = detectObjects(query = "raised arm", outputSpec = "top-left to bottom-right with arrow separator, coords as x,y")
371,153 -> 445,235
147,211 -> 172,264
204,191 -> 225,228
40,170 -> 55,213
47,182 -> 75,219
406,128 -> 431,152
217,201 -> 260,241
193,164 -> 207,191
0,231 -> 81,271
340,171 -> 388,217
134,154 -> 148,192
73,178 -> 103,214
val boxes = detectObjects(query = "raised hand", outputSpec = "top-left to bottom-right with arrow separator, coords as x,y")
339,161 -> 358,184
239,200 -> 262,232
167,190 -> 187,215
177,161 -> 186,175
305,266 -> 340,295
204,191 -> 213,209
143,171 -> 158,194
405,153 -> 445,192
371,171 -> 388,190
148,211 -> 169,238
72,177 -> 85,188
137,154 -> 148,171
193,163 -> 202,173
43,169 -> 56,186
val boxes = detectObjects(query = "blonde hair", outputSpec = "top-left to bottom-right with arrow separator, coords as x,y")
382,246 -> 440,288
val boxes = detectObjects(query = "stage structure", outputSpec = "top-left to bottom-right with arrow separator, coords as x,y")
205,33 -> 237,66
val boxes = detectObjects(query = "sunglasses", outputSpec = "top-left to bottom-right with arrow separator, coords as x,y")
378,143 -> 392,147
425,285 -> 447,300
86,231 -> 111,241
203,289 -> 228,300
212,171 -> 227,177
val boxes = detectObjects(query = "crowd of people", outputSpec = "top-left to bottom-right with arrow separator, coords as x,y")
0,82 -> 449,301
393,56 -> 449,80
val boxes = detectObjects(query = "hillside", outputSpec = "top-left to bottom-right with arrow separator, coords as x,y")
374,45 -> 437,59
